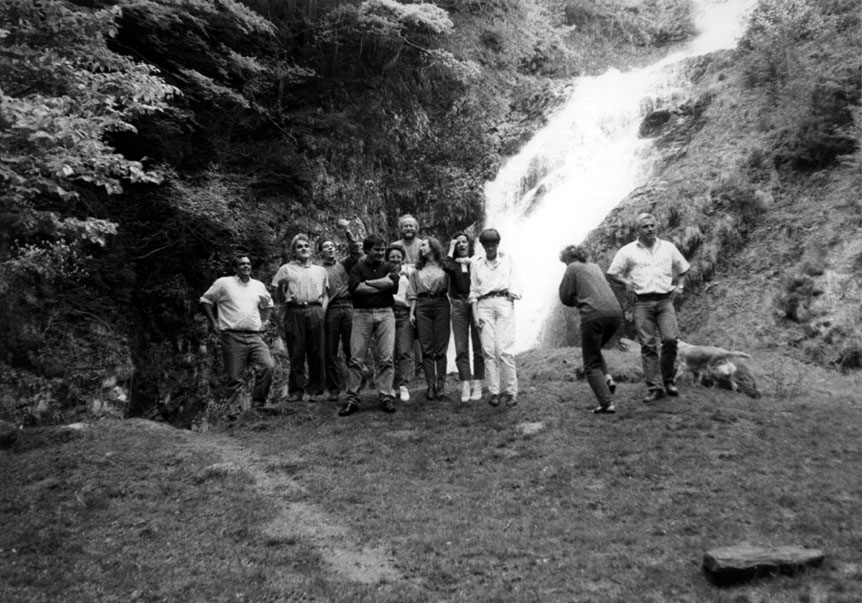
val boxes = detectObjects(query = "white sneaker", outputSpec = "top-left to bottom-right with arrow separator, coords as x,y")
470,380 -> 483,401
460,381 -> 471,403
398,385 -> 410,402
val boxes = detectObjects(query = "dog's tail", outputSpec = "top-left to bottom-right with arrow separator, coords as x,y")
725,351 -> 751,360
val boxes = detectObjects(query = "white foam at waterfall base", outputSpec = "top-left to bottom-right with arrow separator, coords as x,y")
480,0 -> 756,354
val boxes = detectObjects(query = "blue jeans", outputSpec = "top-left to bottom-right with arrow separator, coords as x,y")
324,300 -> 353,394
219,331 -> 275,404
284,305 -> 326,396
346,308 -> 395,402
634,297 -> 679,392
450,297 -> 484,381
393,305 -> 414,388
415,297 -> 451,390
581,315 -> 621,405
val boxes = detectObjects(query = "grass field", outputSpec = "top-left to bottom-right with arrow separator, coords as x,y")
2,346 -> 861,602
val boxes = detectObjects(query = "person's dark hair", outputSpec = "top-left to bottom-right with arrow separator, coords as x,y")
559,244 -> 588,264
318,239 -> 335,253
478,228 -> 501,246
416,237 -> 444,270
449,231 -> 474,259
362,233 -> 387,253
385,243 -> 406,262
233,254 -> 251,269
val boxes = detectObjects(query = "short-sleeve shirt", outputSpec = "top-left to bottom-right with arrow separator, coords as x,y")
607,238 -> 690,295
271,262 -> 329,304
200,276 -> 273,331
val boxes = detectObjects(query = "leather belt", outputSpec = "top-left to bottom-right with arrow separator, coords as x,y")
636,292 -> 672,301
478,290 -> 509,300
417,292 -> 446,299
285,301 -> 322,307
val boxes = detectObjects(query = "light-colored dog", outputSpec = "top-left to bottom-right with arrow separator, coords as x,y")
676,341 -> 761,398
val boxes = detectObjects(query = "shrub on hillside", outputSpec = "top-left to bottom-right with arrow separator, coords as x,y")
739,0 -> 861,168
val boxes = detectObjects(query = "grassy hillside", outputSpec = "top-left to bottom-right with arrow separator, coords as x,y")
3,345 -> 861,602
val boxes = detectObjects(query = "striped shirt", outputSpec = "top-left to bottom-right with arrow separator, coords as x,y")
607,238 -> 690,295
271,262 -> 329,305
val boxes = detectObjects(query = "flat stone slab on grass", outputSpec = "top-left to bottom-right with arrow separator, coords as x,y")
703,544 -> 825,585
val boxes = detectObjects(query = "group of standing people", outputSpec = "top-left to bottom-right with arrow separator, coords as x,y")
201,211 -> 690,418
201,215 -> 525,417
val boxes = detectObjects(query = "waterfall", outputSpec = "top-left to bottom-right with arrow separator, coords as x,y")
482,0 -> 755,353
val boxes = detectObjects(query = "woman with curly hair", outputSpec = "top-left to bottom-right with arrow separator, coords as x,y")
408,237 -> 451,401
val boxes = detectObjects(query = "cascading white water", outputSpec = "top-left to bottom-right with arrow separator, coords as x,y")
482,0 -> 755,353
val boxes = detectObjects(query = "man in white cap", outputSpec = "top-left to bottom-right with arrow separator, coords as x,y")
607,213 -> 689,404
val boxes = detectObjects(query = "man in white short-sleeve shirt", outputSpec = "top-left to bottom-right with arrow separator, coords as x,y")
607,213 -> 689,404
201,255 -> 275,407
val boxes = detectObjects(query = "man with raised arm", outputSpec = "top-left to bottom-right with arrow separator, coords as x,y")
318,229 -> 361,402
200,255 -> 275,408
607,213 -> 689,404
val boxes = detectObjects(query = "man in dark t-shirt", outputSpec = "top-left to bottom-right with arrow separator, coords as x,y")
338,234 -> 400,416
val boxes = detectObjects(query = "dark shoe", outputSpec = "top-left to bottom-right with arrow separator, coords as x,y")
502,392 -> 518,407
592,404 -> 616,414
642,390 -> 664,404
665,383 -> 679,397
338,400 -> 359,417
606,378 -> 617,395
436,386 -> 449,400
425,387 -> 437,401
488,394 -> 501,407
380,397 -> 396,414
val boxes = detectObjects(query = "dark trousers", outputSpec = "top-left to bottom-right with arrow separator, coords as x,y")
284,305 -> 326,396
450,297 -> 484,381
324,300 -> 353,394
581,315 -> 621,406
415,297 -> 451,390
219,331 -> 275,404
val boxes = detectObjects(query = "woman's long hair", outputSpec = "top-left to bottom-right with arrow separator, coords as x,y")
416,237 -> 444,270
449,231 -> 474,259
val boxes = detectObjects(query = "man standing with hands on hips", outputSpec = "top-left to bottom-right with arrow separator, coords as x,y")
200,255 -> 275,409
607,213 -> 689,404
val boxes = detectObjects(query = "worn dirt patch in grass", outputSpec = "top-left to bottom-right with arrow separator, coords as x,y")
197,432 -> 403,586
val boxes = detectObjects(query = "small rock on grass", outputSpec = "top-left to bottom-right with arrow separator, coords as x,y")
703,543 -> 825,585
0,420 -> 18,449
